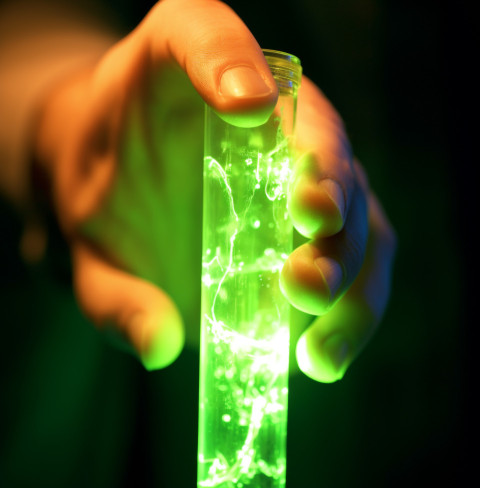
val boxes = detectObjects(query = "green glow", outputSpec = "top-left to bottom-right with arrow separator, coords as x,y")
198,51 -> 301,488
198,152 -> 291,488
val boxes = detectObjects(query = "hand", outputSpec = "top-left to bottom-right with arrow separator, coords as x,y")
34,0 -> 395,379
35,0 -> 278,370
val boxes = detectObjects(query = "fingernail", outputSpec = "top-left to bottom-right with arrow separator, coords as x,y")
323,333 -> 350,380
220,66 -> 273,98
314,256 -> 343,299
318,178 -> 346,222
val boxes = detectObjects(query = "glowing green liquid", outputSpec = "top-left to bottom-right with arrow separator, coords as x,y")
198,267 -> 289,488
198,136 -> 292,487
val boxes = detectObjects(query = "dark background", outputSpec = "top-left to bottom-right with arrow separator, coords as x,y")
0,0 -> 475,486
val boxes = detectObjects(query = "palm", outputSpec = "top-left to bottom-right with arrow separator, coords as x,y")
81,66 -> 204,343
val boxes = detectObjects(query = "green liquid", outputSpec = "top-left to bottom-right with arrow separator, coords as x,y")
198,266 -> 289,488
198,143 -> 292,487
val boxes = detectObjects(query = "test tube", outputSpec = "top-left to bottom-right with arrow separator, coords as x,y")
198,50 -> 302,488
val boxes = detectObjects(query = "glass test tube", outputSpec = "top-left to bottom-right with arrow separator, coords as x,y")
198,50 -> 302,488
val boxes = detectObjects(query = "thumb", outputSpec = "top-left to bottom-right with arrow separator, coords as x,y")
144,0 -> 278,126
72,241 -> 184,371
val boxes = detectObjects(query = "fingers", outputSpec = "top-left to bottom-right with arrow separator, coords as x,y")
281,169 -> 368,316
72,240 -> 185,371
289,76 -> 355,238
283,77 -> 392,383
295,180 -> 397,383
144,0 -> 278,126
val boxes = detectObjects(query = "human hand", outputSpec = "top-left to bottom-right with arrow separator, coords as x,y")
34,0 -> 395,379
34,0 -> 278,370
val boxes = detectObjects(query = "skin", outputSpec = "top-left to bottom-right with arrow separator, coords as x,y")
34,0 -> 396,382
